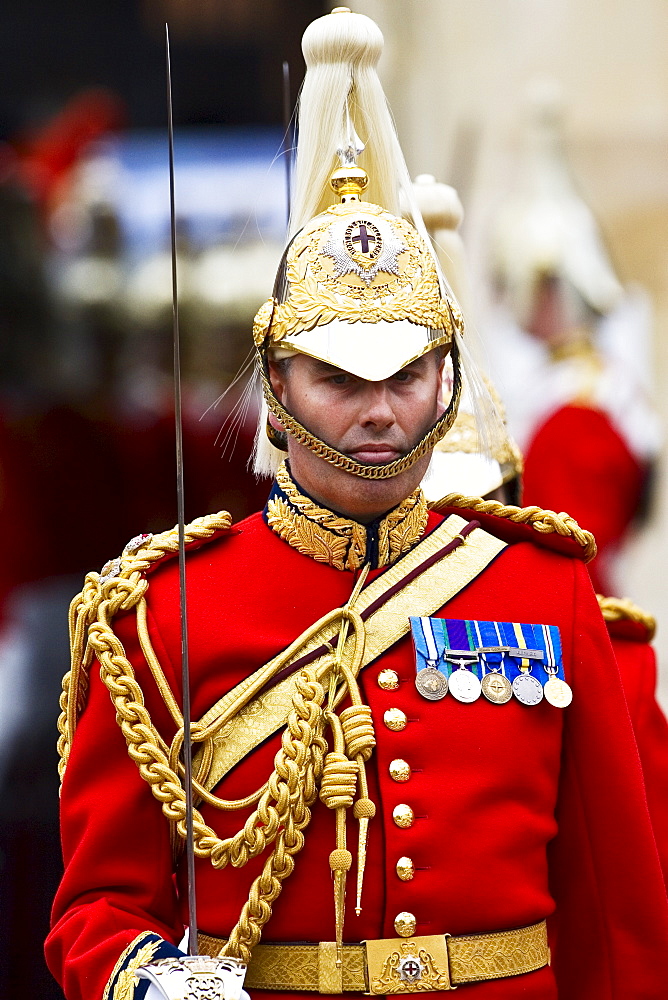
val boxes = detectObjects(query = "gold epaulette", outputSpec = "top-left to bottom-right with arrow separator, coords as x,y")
57,511 -> 233,785
430,493 -> 597,563
597,594 -> 657,641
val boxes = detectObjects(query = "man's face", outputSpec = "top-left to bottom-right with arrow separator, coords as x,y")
269,350 -> 445,522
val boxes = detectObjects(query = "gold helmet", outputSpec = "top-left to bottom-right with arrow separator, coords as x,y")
253,8 -> 465,481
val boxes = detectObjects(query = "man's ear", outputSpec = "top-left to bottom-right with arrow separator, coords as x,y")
436,347 -> 449,418
268,360 -> 287,405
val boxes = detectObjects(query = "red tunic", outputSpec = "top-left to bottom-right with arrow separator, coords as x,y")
46,508 -> 668,999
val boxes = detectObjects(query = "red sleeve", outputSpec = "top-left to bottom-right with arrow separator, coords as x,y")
45,611 -> 185,1000
615,635 -> 668,889
521,405 -> 645,594
548,562 -> 668,997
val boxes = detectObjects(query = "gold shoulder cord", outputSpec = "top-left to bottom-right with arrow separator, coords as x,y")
59,515 -> 381,965
597,594 -> 657,640
430,493 -> 597,563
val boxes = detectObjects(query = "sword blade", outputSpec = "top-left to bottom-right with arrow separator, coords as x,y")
165,23 -> 198,956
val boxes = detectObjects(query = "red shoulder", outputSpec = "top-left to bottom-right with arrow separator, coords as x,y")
430,495 -> 596,562
598,594 -> 656,644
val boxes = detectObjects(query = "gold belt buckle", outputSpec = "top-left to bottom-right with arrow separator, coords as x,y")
364,935 -> 455,994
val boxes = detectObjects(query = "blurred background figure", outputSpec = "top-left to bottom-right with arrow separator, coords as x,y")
485,80 -> 661,595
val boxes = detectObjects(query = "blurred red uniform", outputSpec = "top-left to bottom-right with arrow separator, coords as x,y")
600,595 -> 668,887
522,403 -> 649,594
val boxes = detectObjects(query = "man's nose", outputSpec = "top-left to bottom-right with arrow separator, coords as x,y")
359,384 -> 396,428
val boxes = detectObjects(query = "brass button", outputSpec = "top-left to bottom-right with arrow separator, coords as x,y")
394,911 -> 417,937
384,708 -> 407,732
389,759 -> 411,782
396,856 -> 414,881
392,803 -> 414,829
378,669 -> 399,691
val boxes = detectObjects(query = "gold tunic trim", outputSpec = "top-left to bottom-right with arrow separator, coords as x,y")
102,932 -> 162,1000
598,593 -> 656,640
266,463 -> 428,570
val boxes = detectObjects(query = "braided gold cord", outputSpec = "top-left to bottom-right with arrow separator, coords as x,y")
597,594 -> 656,640
223,664 -> 328,962
57,511 -> 233,784
430,493 -> 597,563
57,508 -> 381,964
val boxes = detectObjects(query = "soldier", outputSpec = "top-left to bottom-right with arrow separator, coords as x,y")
486,79 -> 660,595
47,9 -> 668,1000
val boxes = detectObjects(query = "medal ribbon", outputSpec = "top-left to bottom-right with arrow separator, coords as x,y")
496,620 -> 539,682
512,621 -> 531,673
443,619 -> 480,678
410,616 -> 446,674
472,619 -> 506,676
527,622 -> 565,683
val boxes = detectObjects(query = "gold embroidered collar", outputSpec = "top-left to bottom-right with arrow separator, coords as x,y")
264,463 -> 428,571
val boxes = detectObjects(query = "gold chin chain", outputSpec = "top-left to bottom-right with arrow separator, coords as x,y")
260,339 -> 462,481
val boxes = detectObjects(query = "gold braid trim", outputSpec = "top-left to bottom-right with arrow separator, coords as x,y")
430,493 -> 597,563
267,497 -> 359,571
597,594 -> 657,641
259,336 -> 463,481
267,464 -> 427,570
102,932 -> 162,1000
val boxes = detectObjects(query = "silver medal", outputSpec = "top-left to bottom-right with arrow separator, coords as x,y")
544,674 -> 573,708
512,672 -> 544,706
448,667 -> 482,703
415,666 -> 448,701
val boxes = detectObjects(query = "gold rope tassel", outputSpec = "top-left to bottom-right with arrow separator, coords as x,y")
323,567 -> 377,919
320,714 -> 356,964
339,702 -> 376,915
353,784 -> 375,915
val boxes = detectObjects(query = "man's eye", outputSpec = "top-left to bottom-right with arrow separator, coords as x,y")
393,370 -> 413,382
330,373 -> 350,385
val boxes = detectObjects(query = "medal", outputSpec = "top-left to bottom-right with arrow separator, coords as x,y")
543,672 -> 573,708
415,666 -> 448,701
481,670 -> 512,704
512,671 -> 544,706
448,665 -> 482,703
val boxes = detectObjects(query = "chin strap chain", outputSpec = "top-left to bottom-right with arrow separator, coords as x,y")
259,336 -> 462,481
